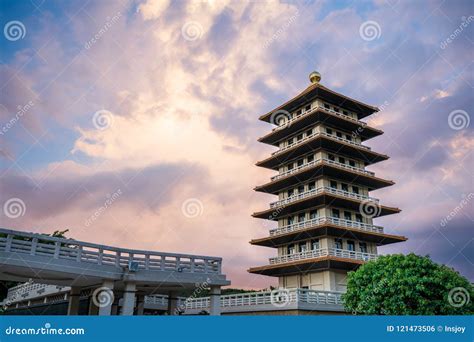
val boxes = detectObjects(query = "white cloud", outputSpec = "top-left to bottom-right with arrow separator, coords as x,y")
138,0 -> 171,20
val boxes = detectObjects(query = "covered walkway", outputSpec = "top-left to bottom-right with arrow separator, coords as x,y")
0,228 -> 229,315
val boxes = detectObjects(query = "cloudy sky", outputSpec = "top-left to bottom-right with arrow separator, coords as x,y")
0,0 -> 472,288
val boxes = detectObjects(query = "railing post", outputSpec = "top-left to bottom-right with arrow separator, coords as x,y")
115,251 -> 121,267
176,256 -> 180,271
76,245 -> 82,262
5,234 -> 13,252
98,248 -> 103,265
190,258 -> 195,273
160,256 -> 165,270
145,254 -> 150,270
53,241 -> 60,259
30,238 -> 38,255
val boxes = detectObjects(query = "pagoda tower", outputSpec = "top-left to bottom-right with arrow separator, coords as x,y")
248,71 -> 406,292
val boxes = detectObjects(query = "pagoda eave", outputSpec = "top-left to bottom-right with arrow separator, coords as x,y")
258,108 -> 383,145
250,226 -> 407,247
256,137 -> 389,170
248,257 -> 363,277
252,195 -> 400,220
259,83 -> 378,122
254,163 -> 394,193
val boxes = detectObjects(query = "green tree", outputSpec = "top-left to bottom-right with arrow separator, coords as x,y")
343,253 -> 473,315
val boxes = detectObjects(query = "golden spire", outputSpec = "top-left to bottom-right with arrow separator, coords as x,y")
309,71 -> 321,84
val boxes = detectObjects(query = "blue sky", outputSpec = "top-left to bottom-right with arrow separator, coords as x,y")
0,0 -> 472,287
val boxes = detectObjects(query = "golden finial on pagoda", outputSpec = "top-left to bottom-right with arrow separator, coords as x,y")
309,71 -> 321,84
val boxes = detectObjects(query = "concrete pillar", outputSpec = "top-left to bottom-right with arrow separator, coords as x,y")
136,294 -> 145,315
323,270 -> 336,291
88,297 -> 99,315
111,295 -> 120,316
98,280 -> 115,316
167,291 -> 178,315
209,286 -> 221,316
67,287 -> 81,315
121,282 -> 136,316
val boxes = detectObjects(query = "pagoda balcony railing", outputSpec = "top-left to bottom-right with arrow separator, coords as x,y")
145,289 -> 343,311
272,103 -> 367,132
269,248 -> 378,265
269,217 -> 384,236
269,186 -> 379,209
7,284 -> 344,312
272,131 -> 371,156
183,288 -> 343,310
271,157 -> 374,181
